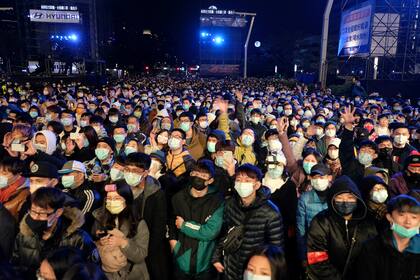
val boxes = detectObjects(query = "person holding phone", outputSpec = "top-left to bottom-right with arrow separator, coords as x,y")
91,182 -> 150,280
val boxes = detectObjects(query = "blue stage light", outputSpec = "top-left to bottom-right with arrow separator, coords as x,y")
69,34 -> 78,41
213,36 -> 224,45
201,32 -> 206,38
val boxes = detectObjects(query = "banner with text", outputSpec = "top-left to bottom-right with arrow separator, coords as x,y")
29,9 -> 80,23
338,1 -> 373,56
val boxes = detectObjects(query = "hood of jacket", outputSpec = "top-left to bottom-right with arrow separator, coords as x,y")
328,175 -> 367,220
360,175 -> 388,202
20,206 -> 85,238
33,130 -> 57,155
143,175 -> 160,200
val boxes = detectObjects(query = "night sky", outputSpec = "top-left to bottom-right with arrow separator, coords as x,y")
111,0 -> 330,64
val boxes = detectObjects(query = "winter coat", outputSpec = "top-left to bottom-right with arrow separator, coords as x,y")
0,203 -> 17,261
296,189 -> 328,261
166,149 -> 195,178
392,143 -> 417,169
356,230 -> 420,280
339,128 -> 365,186
212,186 -> 284,280
132,176 -> 168,280
389,172 -> 418,198
92,208 -> 150,280
234,138 -> 257,165
169,186 -> 224,275
13,207 -> 98,276
307,176 -> 378,280
2,177 -> 30,221
186,127 -> 207,161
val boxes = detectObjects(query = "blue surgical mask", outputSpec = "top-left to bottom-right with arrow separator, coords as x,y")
358,152 -> 373,166
215,156 -> 225,168
95,148 -> 110,160
125,146 -> 137,155
62,175 -> 75,188
29,111 -> 38,118
110,168 -> 124,182
303,161 -> 316,174
124,172 -> 142,187
334,201 -> 357,216
207,142 -> 216,153
180,122 -> 191,132
61,118 -> 73,126
113,134 -> 126,143
241,135 -> 254,147
391,222 -> 419,239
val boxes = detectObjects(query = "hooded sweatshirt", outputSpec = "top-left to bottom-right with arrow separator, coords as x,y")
33,130 -> 57,155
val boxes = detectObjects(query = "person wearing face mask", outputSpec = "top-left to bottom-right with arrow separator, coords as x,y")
356,195 -> 420,280
202,130 -> 226,161
316,121 -> 337,157
168,160 -> 224,280
12,188 -> 98,276
375,136 -> 400,176
112,125 -> 128,156
31,130 -> 66,168
91,182 -> 150,280
59,160 -> 101,230
389,151 -> 420,197
360,175 -> 390,232
296,164 -> 331,272
86,137 -> 116,185
235,128 -> 257,165
307,175 -> 377,280
212,164 -> 284,280
391,123 -> 416,169
58,110 -> 79,140
323,138 -> 342,179
262,154 -> 299,278
90,116 -> 108,139
194,112 -> 210,135
177,112 -> 206,161
375,113 -> 391,136
166,129 -> 196,179
340,106 -> 380,186
244,109 -> 267,146
145,129 -> 169,155
124,152 -> 168,280
0,157 -> 29,220
244,245 -> 288,280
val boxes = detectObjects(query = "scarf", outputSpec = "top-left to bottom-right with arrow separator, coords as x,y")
0,176 -> 26,202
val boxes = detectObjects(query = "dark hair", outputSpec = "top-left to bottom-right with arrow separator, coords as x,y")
375,135 -> 392,145
80,126 -> 98,150
246,245 -> 288,280
90,115 -> 104,125
31,188 -> 65,210
179,112 -> 194,122
171,128 -> 186,140
387,194 -> 420,214
265,129 -> 279,140
192,159 -> 215,178
125,152 -> 151,170
0,156 -> 24,175
47,121 -> 64,135
302,148 -> 322,163
359,140 -> 378,154
236,164 -> 263,181
45,247 -> 85,279
62,263 -> 107,280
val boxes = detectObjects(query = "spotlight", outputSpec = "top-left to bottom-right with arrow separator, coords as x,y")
213,36 -> 224,45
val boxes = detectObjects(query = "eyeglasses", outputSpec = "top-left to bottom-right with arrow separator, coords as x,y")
29,209 -> 55,220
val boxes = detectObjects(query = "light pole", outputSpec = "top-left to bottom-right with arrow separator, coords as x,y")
319,0 -> 335,89
234,11 -> 256,79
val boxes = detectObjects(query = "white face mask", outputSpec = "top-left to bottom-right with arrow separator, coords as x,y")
243,270 -> 271,280
168,137 -> 182,150
394,135 -> 408,146
311,178 -> 330,191
268,139 -> 282,151
371,189 -> 388,204
149,160 -> 162,174
328,149 -> 339,159
325,129 -> 336,138
157,135 -> 169,144
234,181 -> 254,198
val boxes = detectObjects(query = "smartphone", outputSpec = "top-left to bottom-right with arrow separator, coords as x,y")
222,151 -> 234,163
70,133 -> 79,140
11,143 -> 25,152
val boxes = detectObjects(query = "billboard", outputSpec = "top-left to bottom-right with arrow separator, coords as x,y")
200,64 -> 240,76
29,9 -> 80,23
370,13 -> 399,57
338,1 -> 373,56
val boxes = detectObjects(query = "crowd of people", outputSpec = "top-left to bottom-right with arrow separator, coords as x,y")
0,77 -> 418,280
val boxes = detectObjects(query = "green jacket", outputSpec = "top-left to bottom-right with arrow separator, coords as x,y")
169,186 -> 224,274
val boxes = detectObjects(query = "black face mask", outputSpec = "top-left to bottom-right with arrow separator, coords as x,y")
191,176 -> 207,191
25,214 -> 49,236
334,201 -> 358,216
405,170 -> 420,182
379,147 -> 392,158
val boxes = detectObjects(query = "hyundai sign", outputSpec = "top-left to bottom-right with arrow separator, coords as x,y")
29,9 -> 80,23
338,1 -> 373,57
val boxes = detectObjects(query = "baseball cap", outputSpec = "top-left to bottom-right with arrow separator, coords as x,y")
310,164 -> 331,176
27,161 -> 58,179
58,160 -> 87,174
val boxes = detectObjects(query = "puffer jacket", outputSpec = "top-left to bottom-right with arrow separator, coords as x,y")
307,175 -> 378,280
356,230 -> 420,280
212,186 -> 284,280
296,189 -> 328,261
13,207 -> 98,276
186,127 -> 207,161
